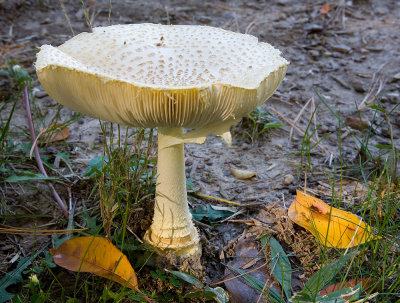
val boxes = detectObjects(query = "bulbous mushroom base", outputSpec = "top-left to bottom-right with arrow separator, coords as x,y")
143,224 -> 201,257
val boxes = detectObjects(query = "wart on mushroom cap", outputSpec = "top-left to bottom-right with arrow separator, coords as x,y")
36,23 -> 289,257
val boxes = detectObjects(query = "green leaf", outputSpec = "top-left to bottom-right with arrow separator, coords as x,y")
204,286 -> 229,303
56,151 -> 74,173
168,270 -> 228,303
227,265 -> 284,303
184,290 -> 216,299
190,205 -> 235,222
0,100 -> 17,147
269,236 -> 292,299
83,213 -> 101,234
297,253 -> 355,300
0,248 -> 43,303
290,284 -> 361,303
5,173 -> 59,183
84,155 -> 109,178
316,283 -> 361,302
167,270 -> 203,289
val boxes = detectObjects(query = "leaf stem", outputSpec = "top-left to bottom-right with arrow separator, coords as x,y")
23,85 -> 68,218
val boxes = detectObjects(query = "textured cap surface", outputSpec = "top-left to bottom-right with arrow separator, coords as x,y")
36,23 -> 288,128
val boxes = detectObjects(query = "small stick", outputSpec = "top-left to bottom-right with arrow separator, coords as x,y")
289,98 -> 311,141
193,192 -> 241,206
269,106 -> 331,155
24,85 -> 68,217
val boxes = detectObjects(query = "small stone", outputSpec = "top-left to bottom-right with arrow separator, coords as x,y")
304,23 -> 323,33
387,92 -> 399,104
41,18 -> 51,25
351,78 -> 367,93
283,174 -> 294,186
289,185 -> 297,195
366,46 -> 384,52
331,43 -> 352,54
391,73 -> 400,83
198,16 -> 212,24
309,50 -> 320,58
204,158 -> 213,166
78,118 -> 85,124
256,183 -> 269,190
34,90 -> 48,98
328,125 -> 337,133
185,158 -> 193,166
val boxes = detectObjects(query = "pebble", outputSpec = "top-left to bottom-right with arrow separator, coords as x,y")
304,23 -> 323,33
331,44 -> 352,54
351,78 -> 367,93
204,158 -> 213,166
283,174 -> 294,186
289,185 -> 297,195
324,60 -> 340,71
198,16 -> 212,24
328,125 -> 337,133
391,73 -> 400,83
387,92 -> 399,104
41,18 -> 51,25
309,50 -> 320,58
78,118 -> 85,124
34,90 -> 48,98
185,158 -> 193,166
366,46 -> 383,52
256,183 -> 269,190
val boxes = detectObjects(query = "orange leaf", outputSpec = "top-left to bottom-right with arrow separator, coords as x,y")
288,191 -> 379,248
50,236 -> 138,290
320,4 -> 330,14
40,122 -> 69,143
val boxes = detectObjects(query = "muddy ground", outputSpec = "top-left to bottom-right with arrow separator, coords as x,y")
1,0 -> 399,300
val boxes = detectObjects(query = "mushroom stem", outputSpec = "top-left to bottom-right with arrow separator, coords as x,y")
144,127 -> 200,256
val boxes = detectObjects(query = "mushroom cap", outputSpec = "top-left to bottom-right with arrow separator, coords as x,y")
36,24 -> 288,128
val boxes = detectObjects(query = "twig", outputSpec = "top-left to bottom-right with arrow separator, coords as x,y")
24,85 -> 68,217
357,63 -> 386,111
193,192 -> 241,206
289,98 -> 312,141
269,106 -> 332,155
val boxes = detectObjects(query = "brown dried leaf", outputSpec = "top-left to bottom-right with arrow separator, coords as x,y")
40,122 -> 70,143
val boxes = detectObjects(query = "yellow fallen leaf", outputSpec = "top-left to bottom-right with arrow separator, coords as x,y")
288,191 -> 379,248
50,236 -> 138,290
230,167 -> 259,180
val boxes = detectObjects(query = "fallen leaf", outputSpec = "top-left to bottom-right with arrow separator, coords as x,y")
190,205 -> 236,222
230,167 -> 259,180
345,115 -> 369,131
319,278 -> 373,296
40,122 -> 70,143
320,4 -> 330,14
224,237 -> 281,303
50,236 -> 138,290
288,191 -> 379,248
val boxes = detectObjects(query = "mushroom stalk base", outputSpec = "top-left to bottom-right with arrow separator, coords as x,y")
144,127 -> 200,257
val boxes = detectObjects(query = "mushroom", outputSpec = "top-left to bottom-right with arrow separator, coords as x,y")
35,24 -> 289,257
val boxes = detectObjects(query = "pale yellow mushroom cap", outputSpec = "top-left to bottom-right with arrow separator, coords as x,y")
36,23 -> 288,128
